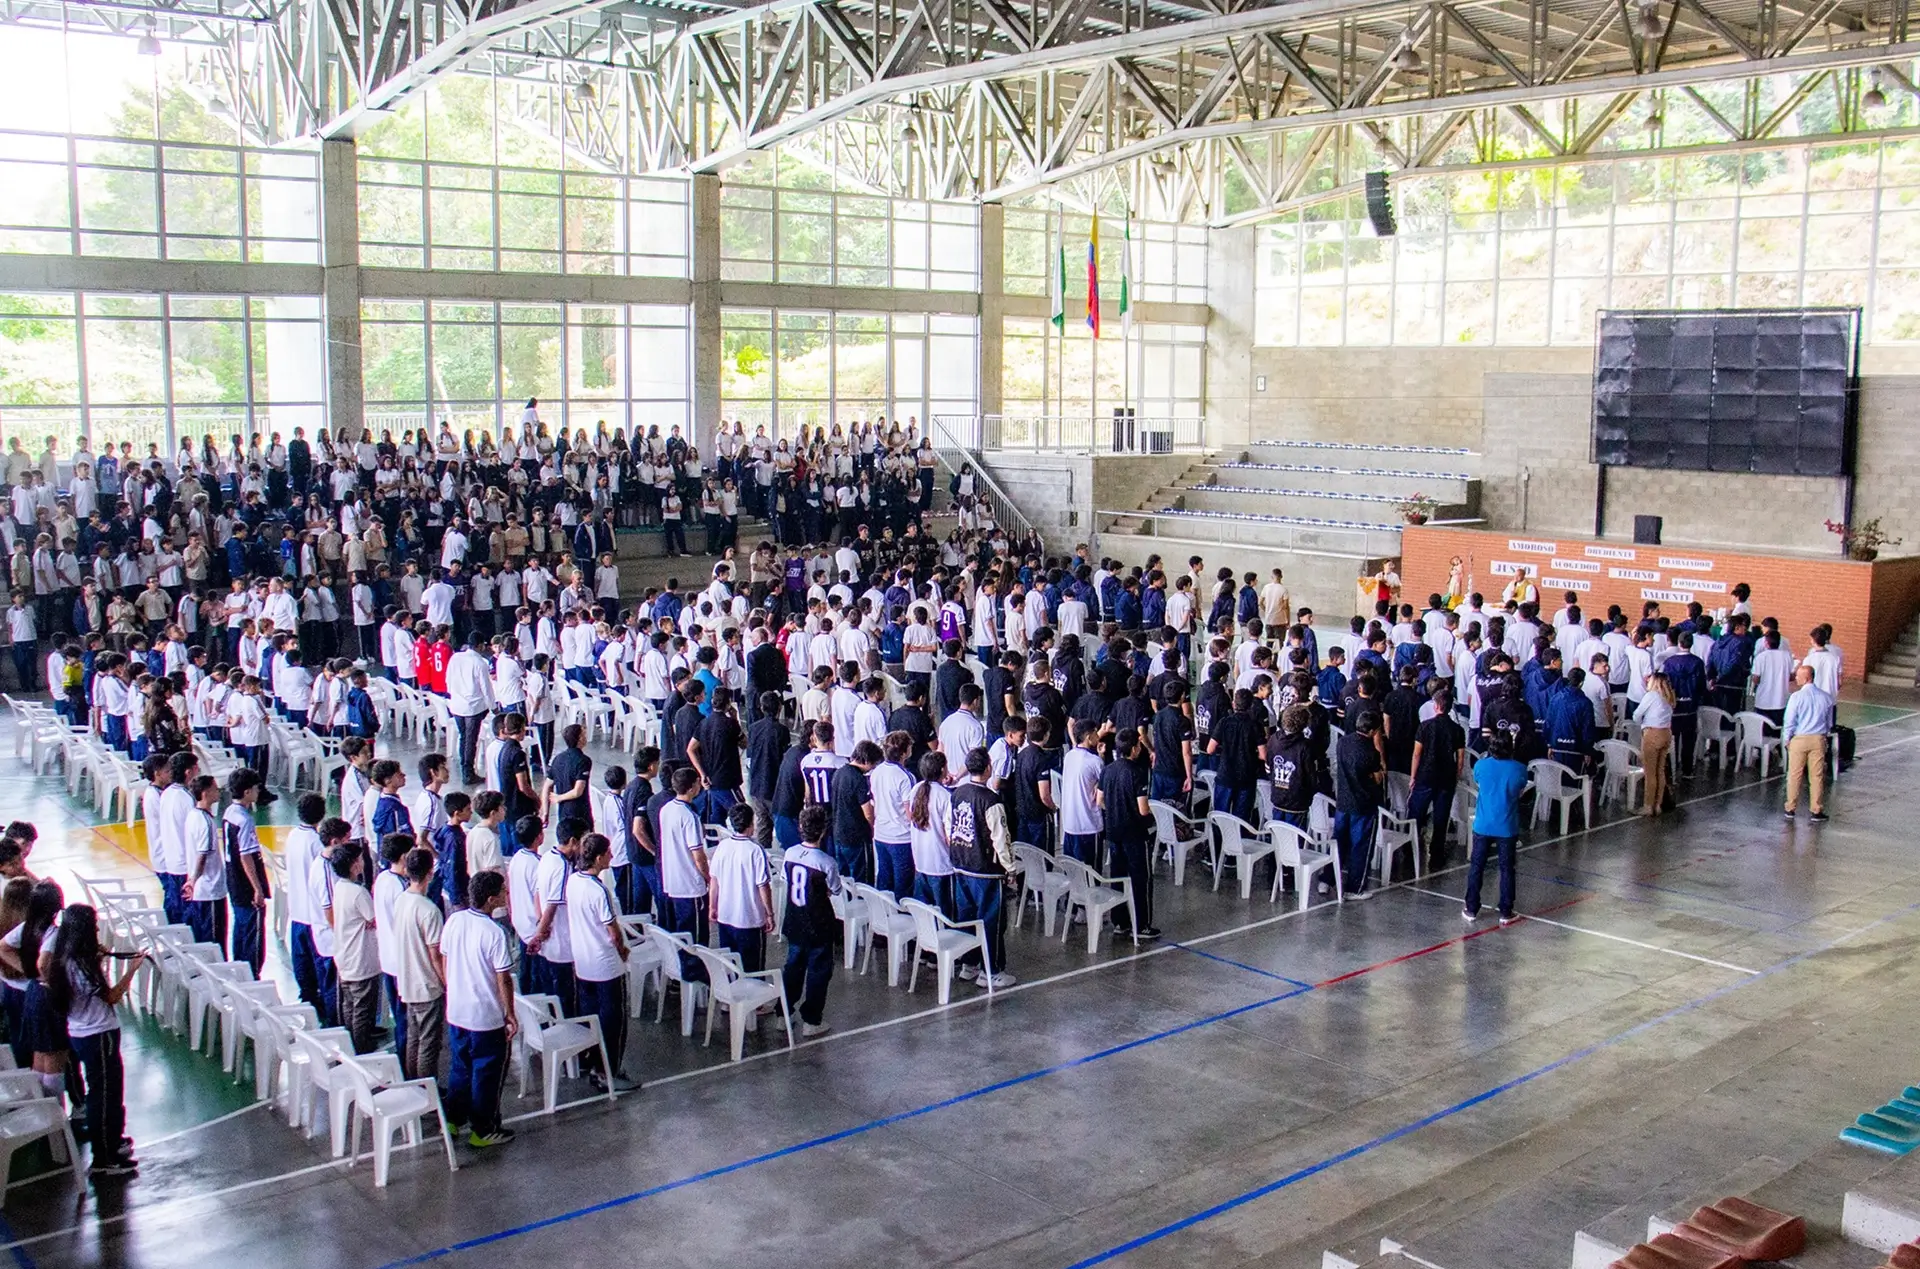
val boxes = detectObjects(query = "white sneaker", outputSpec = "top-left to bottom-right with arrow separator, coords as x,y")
1462,908 -> 1477,923
954,964 -> 978,982
801,1021 -> 832,1037
980,971 -> 1016,989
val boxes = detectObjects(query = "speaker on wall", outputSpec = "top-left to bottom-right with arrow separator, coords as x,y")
1633,515 -> 1664,545
1364,171 -> 1396,237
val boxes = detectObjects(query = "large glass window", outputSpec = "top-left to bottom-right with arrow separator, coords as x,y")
0,291 -> 323,455
361,301 -> 691,436
720,307 -> 978,438
1001,320 -> 1204,423
719,150 -> 980,290
1256,138 -> 1920,346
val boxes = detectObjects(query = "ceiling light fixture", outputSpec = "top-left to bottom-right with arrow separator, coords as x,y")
1390,35 -> 1423,73
1864,70 -> 1888,111
1634,1 -> 1663,40
134,17 -> 162,55
572,78 -> 596,103
208,92 -> 232,116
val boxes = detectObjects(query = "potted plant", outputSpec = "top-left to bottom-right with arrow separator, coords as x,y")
1826,517 -> 1901,561
1394,493 -> 1438,526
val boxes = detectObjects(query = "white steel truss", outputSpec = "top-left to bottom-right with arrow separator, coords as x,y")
11,0 -> 1920,218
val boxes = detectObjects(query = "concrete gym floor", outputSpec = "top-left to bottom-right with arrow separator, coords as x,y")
7,688 -> 1920,1269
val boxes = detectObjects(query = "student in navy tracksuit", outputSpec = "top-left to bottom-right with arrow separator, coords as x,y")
781,805 -> 841,1036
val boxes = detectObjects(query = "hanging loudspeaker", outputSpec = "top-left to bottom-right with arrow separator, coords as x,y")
1364,171 -> 1397,237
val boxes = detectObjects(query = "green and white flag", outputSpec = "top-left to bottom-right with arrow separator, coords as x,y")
1049,204 -> 1067,331
1119,211 -> 1133,337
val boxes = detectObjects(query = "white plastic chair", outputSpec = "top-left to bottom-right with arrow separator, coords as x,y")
1527,758 -> 1591,833
291,1028 -> 401,1156
900,898 -> 990,1003
1695,705 -> 1736,770
617,916 -> 668,1017
1008,844 -> 1069,936
853,883 -> 919,985
1734,711 -> 1781,776
513,993 -> 615,1114
0,1096 -> 81,1197
835,885 -> 871,970
1190,768 -> 1217,817
337,1054 -> 459,1188
1307,792 -> 1338,852
1594,739 -> 1645,810
1054,856 -> 1138,951
1266,820 -> 1341,910
1386,770 -> 1413,816
1208,810 -> 1279,899
1148,800 -> 1208,887
690,945 -> 795,1061
1372,808 -> 1420,887
645,925 -> 708,1034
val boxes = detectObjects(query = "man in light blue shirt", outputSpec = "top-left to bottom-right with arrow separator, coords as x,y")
1780,665 -> 1834,822
1463,730 -> 1529,924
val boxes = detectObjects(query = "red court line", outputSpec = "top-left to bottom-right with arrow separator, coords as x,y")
1312,894 -> 1592,988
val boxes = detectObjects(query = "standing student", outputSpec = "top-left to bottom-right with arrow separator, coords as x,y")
1633,671 -> 1676,816
1408,687 -> 1466,871
566,832 -> 632,1092
1057,719 -> 1104,865
330,845 -> 383,1054
1333,711 -> 1386,898
948,746 -> 1019,985
441,870 -> 517,1148
869,731 -> 917,898
1097,729 -> 1158,942
707,803 -> 773,973
505,814 -> 546,993
180,774 -> 229,949
1462,730 -> 1528,925
371,833 -> 413,1062
392,847 -> 446,1085
149,753 -> 192,925
222,771 -> 270,973
830,741 -> 877,886
283,793 -> 330,1018
781,805 -> 840,1037
44,905 -> 143,1179
527,818 -> 584,1014
656,768 -> 711,974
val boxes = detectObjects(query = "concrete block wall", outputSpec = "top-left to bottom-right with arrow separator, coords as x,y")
974,452 -> 1195,548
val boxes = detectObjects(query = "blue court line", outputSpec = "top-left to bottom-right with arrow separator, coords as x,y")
373,985 -> 1316,1268
0,1214 -> 36,1269
1062,895 -> 1920,1268
370,910 -> 1535,1268
1169,942 -> 1313,988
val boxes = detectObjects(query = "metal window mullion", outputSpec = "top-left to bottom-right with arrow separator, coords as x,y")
74,291 -> 90,446
1866,143 -> 1885,342
240,299 -> 257,442
154,145 -> 167,261
66,136 -> 81,258
158,302 -> 175,456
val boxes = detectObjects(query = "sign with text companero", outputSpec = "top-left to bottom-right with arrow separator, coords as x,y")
1670,576 -> 1727,592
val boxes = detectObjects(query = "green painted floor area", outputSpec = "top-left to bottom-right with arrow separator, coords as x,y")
1839,700 -> 1919,726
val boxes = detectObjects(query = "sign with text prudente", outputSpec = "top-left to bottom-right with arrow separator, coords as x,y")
1507,540 -> 1558,554
1584,545 -> 1638,560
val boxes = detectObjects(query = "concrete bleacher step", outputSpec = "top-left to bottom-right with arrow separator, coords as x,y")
1324,1237 -> 1470,1269
1245,439 -> 1482,478
1168,484 -> 1422,525
1844,1142 -> 1920,1253
1203,461 -> 1479,504
1868,613 -> 1920,688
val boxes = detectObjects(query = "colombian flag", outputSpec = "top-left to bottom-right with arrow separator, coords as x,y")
1087,213 -> 1101,339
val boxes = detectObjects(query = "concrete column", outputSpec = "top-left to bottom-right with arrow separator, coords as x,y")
977,203 -> 1005,419
1205,223 -> 1257,451
690,172 -> 723,455
319,138 -> 365,442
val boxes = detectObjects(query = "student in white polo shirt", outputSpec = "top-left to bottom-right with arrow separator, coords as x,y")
371,833 -> 414,1064
528,817 -> 584,1015
505,813 -> 546,992
707,802 -> 773,973
283,793 -> 331,1020
179,774 -> 229,951
566,833 -> 633,1092
330,843 -> 382,1055
391,847 -> 446,1084
441,870 -> 517,1148
656,767 -> 711,975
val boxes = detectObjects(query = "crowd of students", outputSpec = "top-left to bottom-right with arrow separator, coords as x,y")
0,419 -> 1855,1180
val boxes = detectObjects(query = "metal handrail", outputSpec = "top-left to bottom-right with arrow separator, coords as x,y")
928,414 -> 1039,542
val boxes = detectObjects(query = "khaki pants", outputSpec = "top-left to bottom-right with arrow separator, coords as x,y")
1785,733 -> 1828,814
1641,726 -> 1672,814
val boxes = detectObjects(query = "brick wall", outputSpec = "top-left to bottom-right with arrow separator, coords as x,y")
1400,524 -> 1898,681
